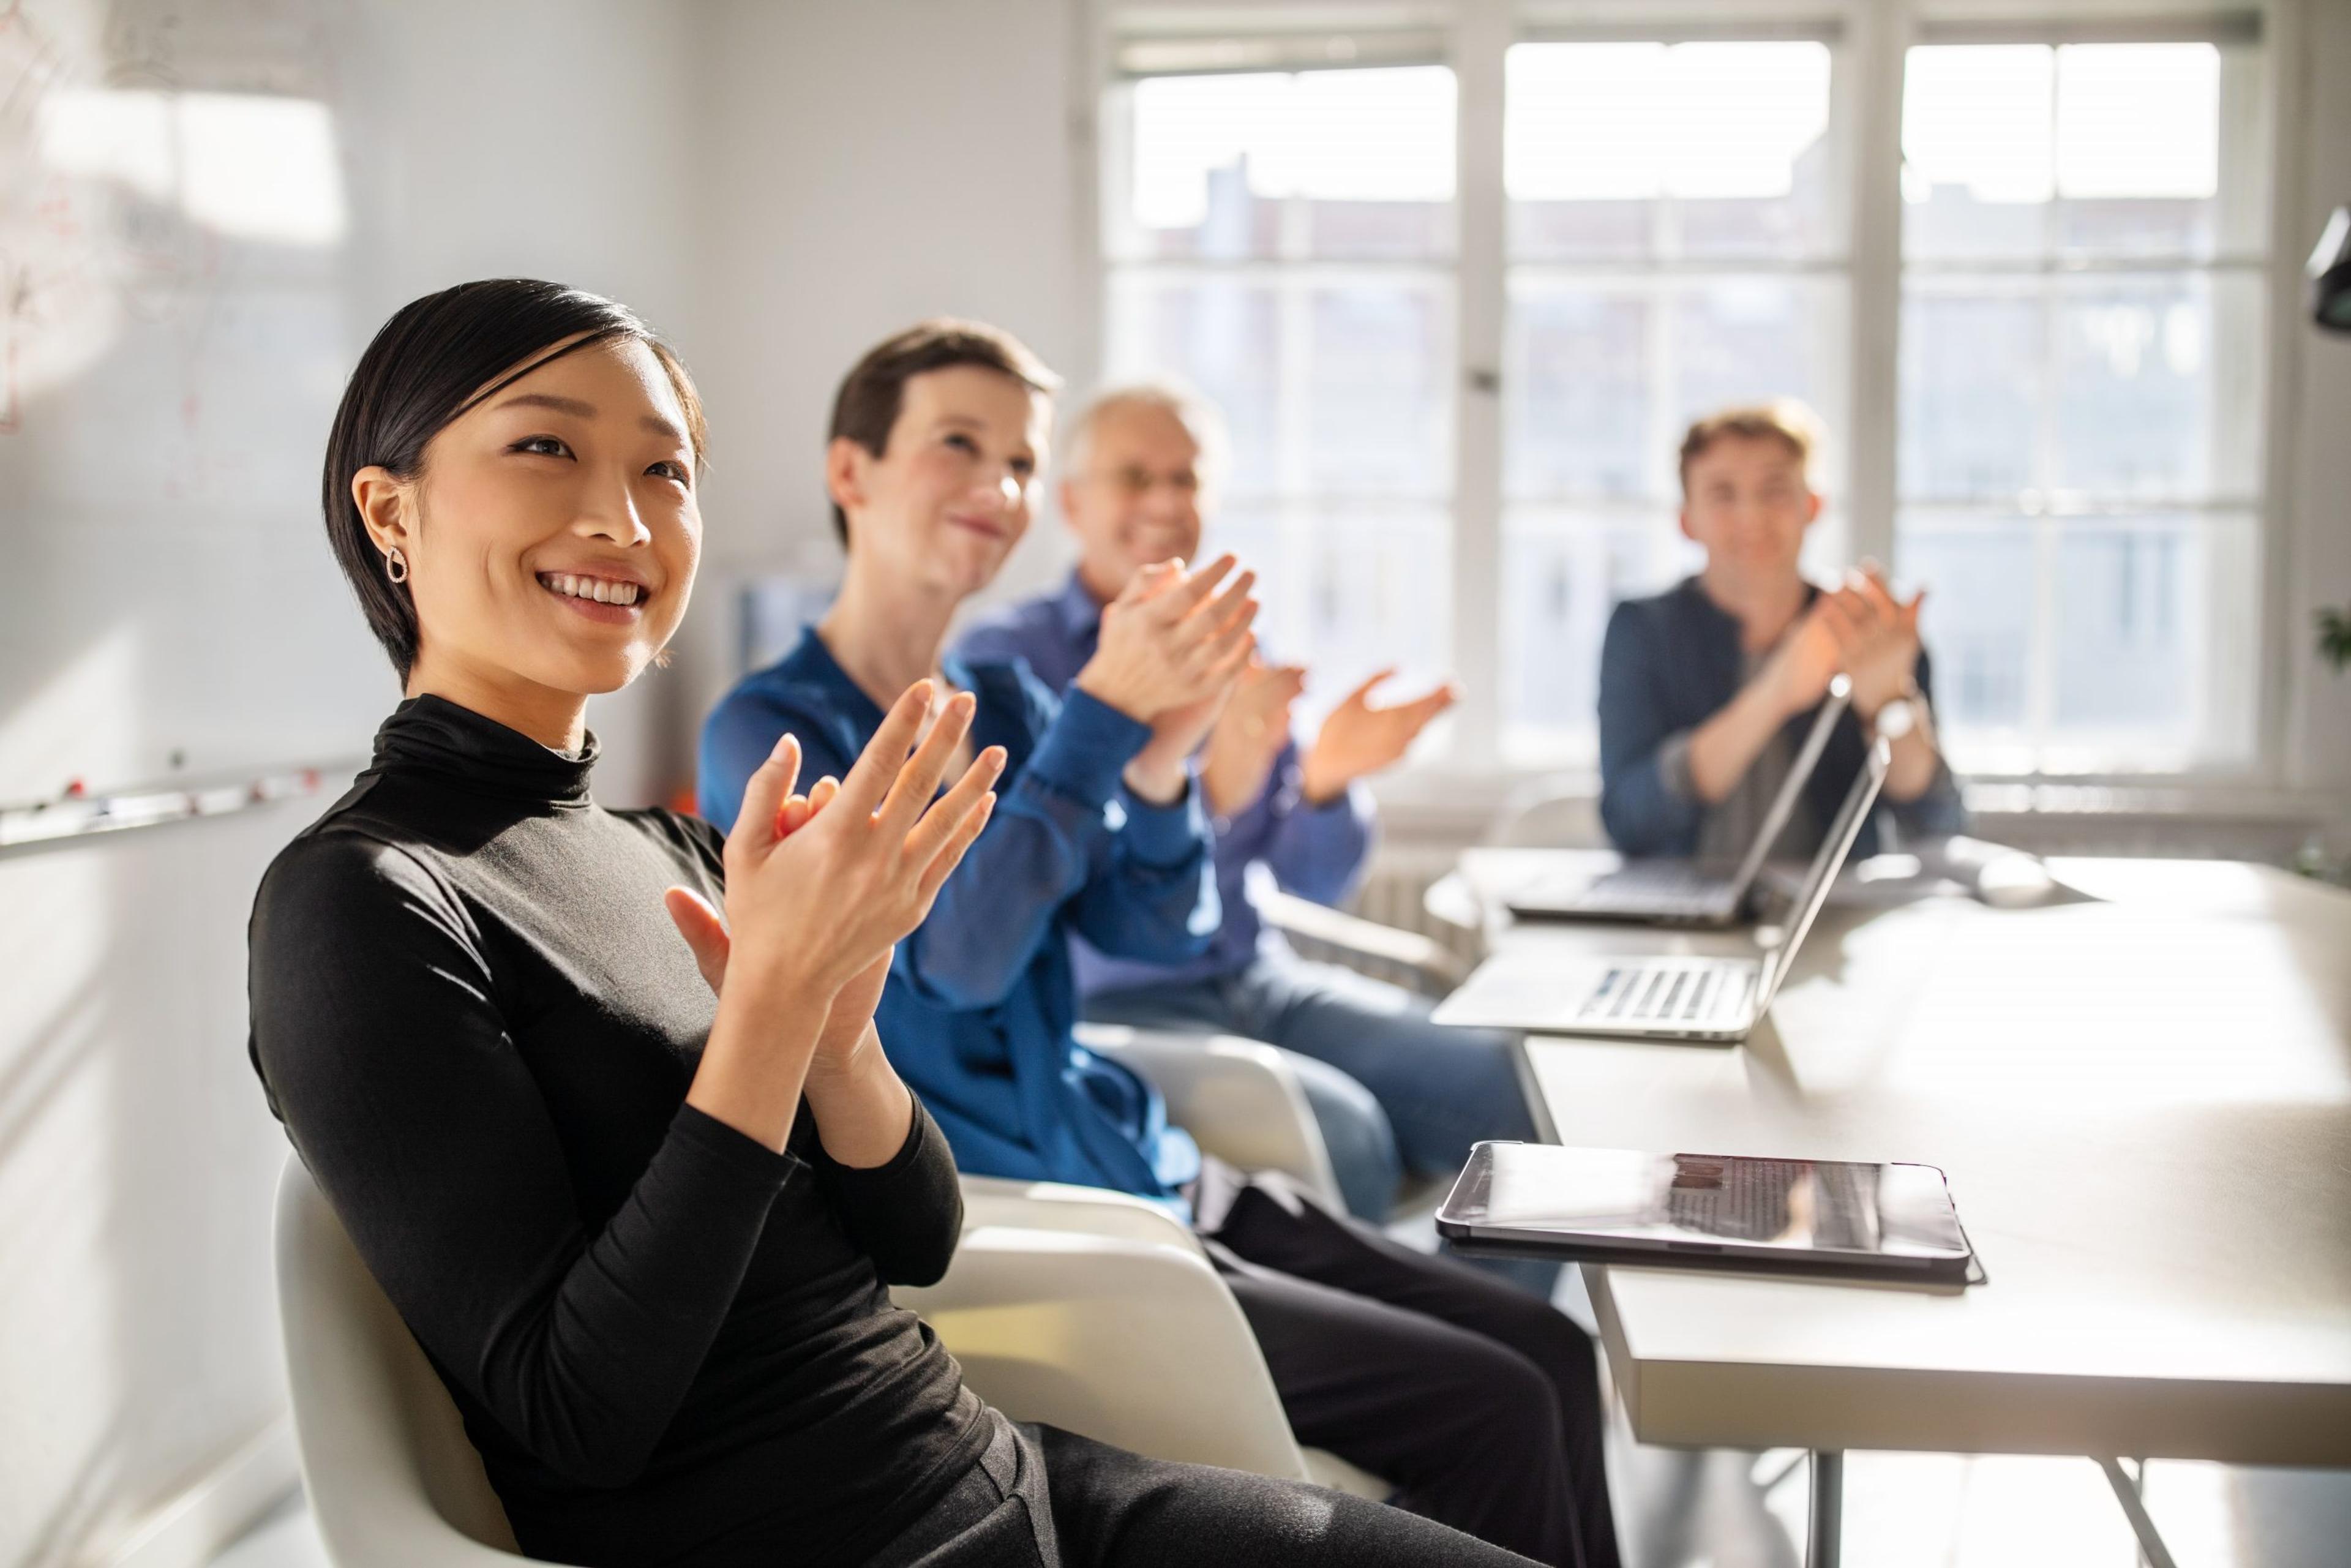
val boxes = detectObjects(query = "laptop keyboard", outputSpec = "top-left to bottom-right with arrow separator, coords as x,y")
1580,961 -> 1754,1027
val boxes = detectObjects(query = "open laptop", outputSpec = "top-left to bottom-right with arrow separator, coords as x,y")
1505,677 -> 1853,927
1432,737 -> 1889,1043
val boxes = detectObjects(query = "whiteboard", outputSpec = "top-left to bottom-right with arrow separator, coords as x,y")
0,0 -> 391,809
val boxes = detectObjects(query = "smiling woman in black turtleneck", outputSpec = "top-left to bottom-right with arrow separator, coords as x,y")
247,280 -> 1534,1568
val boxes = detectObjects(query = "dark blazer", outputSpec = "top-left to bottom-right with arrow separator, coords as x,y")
1597,577 -> 1967,859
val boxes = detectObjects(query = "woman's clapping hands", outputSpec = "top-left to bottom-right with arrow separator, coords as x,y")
673,680 -> 1003,1009
670,681 -> 1003,1153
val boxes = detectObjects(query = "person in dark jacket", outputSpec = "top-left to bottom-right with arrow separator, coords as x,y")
1599,402 -> 1965,863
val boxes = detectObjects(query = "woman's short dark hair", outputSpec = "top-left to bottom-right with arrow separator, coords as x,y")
322,279 -> 707,679
826,318 -> 1059,545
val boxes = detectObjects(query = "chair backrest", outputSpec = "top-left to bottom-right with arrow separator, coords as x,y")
900,1177 -> 1314,1481
273,1152 -> 529,1566
274,1157 -> 1349,1558
1488,773 -> 1607,848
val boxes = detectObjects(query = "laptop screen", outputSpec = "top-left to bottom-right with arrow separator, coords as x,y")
1756,737 -> 1891,1008
1722,674 -> 1851,901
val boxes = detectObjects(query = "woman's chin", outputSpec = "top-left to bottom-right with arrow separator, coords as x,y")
921,561 -> 997,605
525,647 -> 650,699
933,535 -> 1013,596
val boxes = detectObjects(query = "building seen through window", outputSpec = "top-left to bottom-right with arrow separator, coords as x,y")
1899,42 -> 2263,773
1106,66 -> 1457,738
1501,40 -> 1842,762
1101,27 -> 2268,775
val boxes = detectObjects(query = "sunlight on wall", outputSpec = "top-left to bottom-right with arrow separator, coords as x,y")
0,756 -> 130,1559
0,876 -> 127,1555
38,89 -> 347,246
0,624 -> 141,803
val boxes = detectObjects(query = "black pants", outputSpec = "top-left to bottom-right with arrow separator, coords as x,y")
867,1408 -> 1538,1567
1205,1172 -> 1622,1568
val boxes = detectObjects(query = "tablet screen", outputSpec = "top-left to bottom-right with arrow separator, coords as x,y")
1445,1142 -> 1970,1264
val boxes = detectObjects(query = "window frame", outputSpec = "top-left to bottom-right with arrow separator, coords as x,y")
1078,0 -> 2300,798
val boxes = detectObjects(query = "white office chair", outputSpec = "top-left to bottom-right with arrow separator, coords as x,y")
1488,773 -> 1607,849
900,1177 -> 1366,1484
274,1048 -> 1383,1564
958,1029 -> 1387,1498
1420,773 -> 1610,941
274,1154 -> 527,1565
1073,1021 -> 1346,1206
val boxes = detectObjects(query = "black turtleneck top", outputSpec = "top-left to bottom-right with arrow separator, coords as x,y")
246,697 -> 986,1567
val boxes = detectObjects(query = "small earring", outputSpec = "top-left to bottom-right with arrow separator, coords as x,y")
385,546 -> 408,584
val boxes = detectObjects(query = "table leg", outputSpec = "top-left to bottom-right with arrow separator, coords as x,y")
1807,1450 -> 1843,1568
2097,1458 -> 2178,1568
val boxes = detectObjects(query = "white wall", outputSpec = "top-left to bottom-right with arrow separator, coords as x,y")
1,5 -> 705,1561
676,0 -> 1089,727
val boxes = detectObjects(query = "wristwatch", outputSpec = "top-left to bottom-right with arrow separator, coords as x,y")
1872,690 -> 1919,740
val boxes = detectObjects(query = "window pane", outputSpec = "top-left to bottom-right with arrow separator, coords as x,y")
1507,41 -> 1838,261
2053,272 -> 2261,500
1509,277 -> 1843,503
1900,512 -> 2257,772
1104,276 -> 1281,493
1213,505 -> 1453,734
1900,280 -> 2044,501
2050,517 -> 2253,763
1506,286 -> 1651,500
1901,272 -> 2263,505
1109,276 -> 1451,501
1113,67 -> 1456,261
1903,43 -> 2225,261
1672,279 -> 1843,446
1898,519 -> 2035,749
1306,283 -> 1452,496
1499,508 -> 1700,763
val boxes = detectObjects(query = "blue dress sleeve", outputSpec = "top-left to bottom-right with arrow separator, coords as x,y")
901,678 -> 1215,1008
1249,741 -> 1375,908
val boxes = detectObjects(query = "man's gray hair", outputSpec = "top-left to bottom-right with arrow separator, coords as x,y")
1060,380 -> 1231,490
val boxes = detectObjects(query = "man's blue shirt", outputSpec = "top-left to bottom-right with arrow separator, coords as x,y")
697,627 -> 1216,1202
1597,576 -> 1967,860
955,572 -> 1376,997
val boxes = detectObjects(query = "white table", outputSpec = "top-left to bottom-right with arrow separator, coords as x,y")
1454,852 -> 2351,1566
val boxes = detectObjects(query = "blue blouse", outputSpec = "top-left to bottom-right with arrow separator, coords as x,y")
697,628 -> 1217,1203
955,572 -> 1376,996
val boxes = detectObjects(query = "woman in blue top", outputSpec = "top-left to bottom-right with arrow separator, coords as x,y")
701,320 -> 1621,1568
